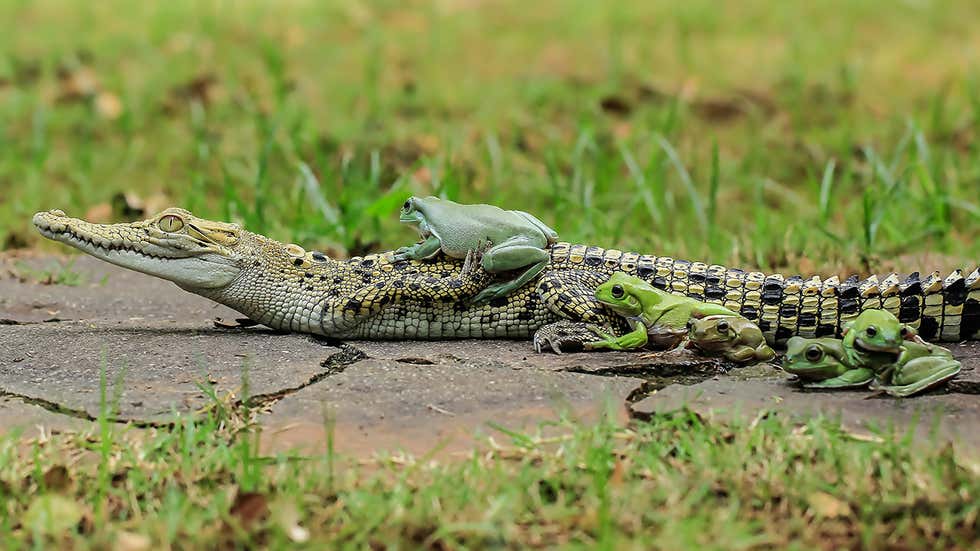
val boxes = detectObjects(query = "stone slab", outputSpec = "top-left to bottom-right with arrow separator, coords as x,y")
0,321 -> 338,422
263,351 -> 642,457
630,368 -> 980,450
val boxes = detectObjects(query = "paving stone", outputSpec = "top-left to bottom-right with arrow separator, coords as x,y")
0,321 -> 337,422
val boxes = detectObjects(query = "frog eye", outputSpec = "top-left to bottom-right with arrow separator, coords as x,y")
402,199 -> 413,211
805,345 -> 823,362
716,320 -> 729,333
900,326 -> 908,337
610,284 -> 625,299
158,215 -> 184,232
865,326 -> 877,337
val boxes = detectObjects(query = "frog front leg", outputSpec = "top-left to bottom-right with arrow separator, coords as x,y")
876,357 -> 962,397
472,236 -> 551,303
803,368 -> 874,389
584,318 -> 649,351
392,235 -> 443,262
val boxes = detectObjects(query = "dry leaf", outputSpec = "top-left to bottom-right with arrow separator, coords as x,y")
96,92 -> 123,119
807,491 -> 852,518
43,465 -> 71,492
273,500 -> 310,543
114,530 -> 151,551
230,491 -> 269,528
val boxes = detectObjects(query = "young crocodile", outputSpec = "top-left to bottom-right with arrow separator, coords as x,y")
32,208 -> 980,348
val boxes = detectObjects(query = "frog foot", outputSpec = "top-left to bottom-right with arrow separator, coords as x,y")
875,359 -> 962,398
801,368 -> 875,389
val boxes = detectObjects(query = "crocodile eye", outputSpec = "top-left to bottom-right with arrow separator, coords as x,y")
687,320 -> 695,330
610,284 -> 625,299
716,320 -> 729,333
805,345 -> 823,362
158,215 -> 184,232
865,326 -> 877,337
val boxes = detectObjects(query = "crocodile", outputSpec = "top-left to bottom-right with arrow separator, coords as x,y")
32,208 -> 980,348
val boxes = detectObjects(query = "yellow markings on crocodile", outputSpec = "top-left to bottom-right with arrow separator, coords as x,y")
567,244 -> 587,264
744,272 -> 764,291
820,276 -> 839,297
802,276 -> 821,296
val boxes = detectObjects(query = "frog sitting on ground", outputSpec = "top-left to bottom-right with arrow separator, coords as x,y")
585,273 -> 739,351
870,338 -> 962,397
782,337 -> 875,389
392,196 -> 559,303
687,315 -> 776,364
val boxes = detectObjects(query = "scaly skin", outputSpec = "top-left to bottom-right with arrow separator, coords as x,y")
32,208 -> 980,347
584,273 -> 739,351
688,315 -> 776,364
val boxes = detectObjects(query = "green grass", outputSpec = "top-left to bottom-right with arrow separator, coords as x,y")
3,1 -> 980,546
1,0 -> 978,273
2,399 -> 978,549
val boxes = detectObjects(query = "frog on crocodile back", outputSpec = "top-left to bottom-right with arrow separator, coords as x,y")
392,196 -> 559,304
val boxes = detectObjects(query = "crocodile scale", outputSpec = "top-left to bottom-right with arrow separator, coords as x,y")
32,209 -> 980,344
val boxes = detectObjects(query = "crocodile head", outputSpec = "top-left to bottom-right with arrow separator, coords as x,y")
33,208 -> 245,289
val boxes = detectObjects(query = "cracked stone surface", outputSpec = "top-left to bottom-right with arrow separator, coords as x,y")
0,321 -> 338,422
2,254 -> 979,457
630,363 -> 980,451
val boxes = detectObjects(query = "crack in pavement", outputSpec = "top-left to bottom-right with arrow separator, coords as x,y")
0,335 -> 369,429
0,387 -> 175,429
243,341 -> 368,409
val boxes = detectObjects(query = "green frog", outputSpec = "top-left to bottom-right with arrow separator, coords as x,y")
870,340 -> 962,397
687,315 -> 776,364
586,273 -> 739,351
782,337 -> 875,388
392,196 -> 558,303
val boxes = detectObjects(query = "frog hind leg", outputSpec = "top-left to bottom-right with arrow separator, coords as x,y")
878,358 -> 962,398
472,240 -> 551,303
802,368 -> 874,389
724,345 -> 762,364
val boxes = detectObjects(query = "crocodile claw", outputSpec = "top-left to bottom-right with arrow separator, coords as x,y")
532,321 -> 610,354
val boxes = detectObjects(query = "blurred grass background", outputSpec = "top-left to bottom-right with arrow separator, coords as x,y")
1,0 -> 978,274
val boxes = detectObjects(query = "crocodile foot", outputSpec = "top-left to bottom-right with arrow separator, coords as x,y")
533,321 -> 610,354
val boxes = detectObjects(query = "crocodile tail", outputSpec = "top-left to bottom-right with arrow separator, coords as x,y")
681,265 -> 980,344
623,252 -> 979,343
548,243 -> 979,343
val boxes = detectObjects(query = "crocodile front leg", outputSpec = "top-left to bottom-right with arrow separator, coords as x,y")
532,269 -> 625,352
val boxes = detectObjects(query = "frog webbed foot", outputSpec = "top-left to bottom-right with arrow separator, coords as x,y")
533,321 -> 611,354
875,357 -> 962,397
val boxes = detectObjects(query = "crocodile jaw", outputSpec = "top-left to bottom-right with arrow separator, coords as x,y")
33,210 -> 241,289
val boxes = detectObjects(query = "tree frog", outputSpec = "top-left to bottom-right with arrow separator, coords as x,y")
782,337 -> 875,388
586,272 -> 739,351
870,340 -> 962,397
392,196 -> 558,303
688,315 -> 776,364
